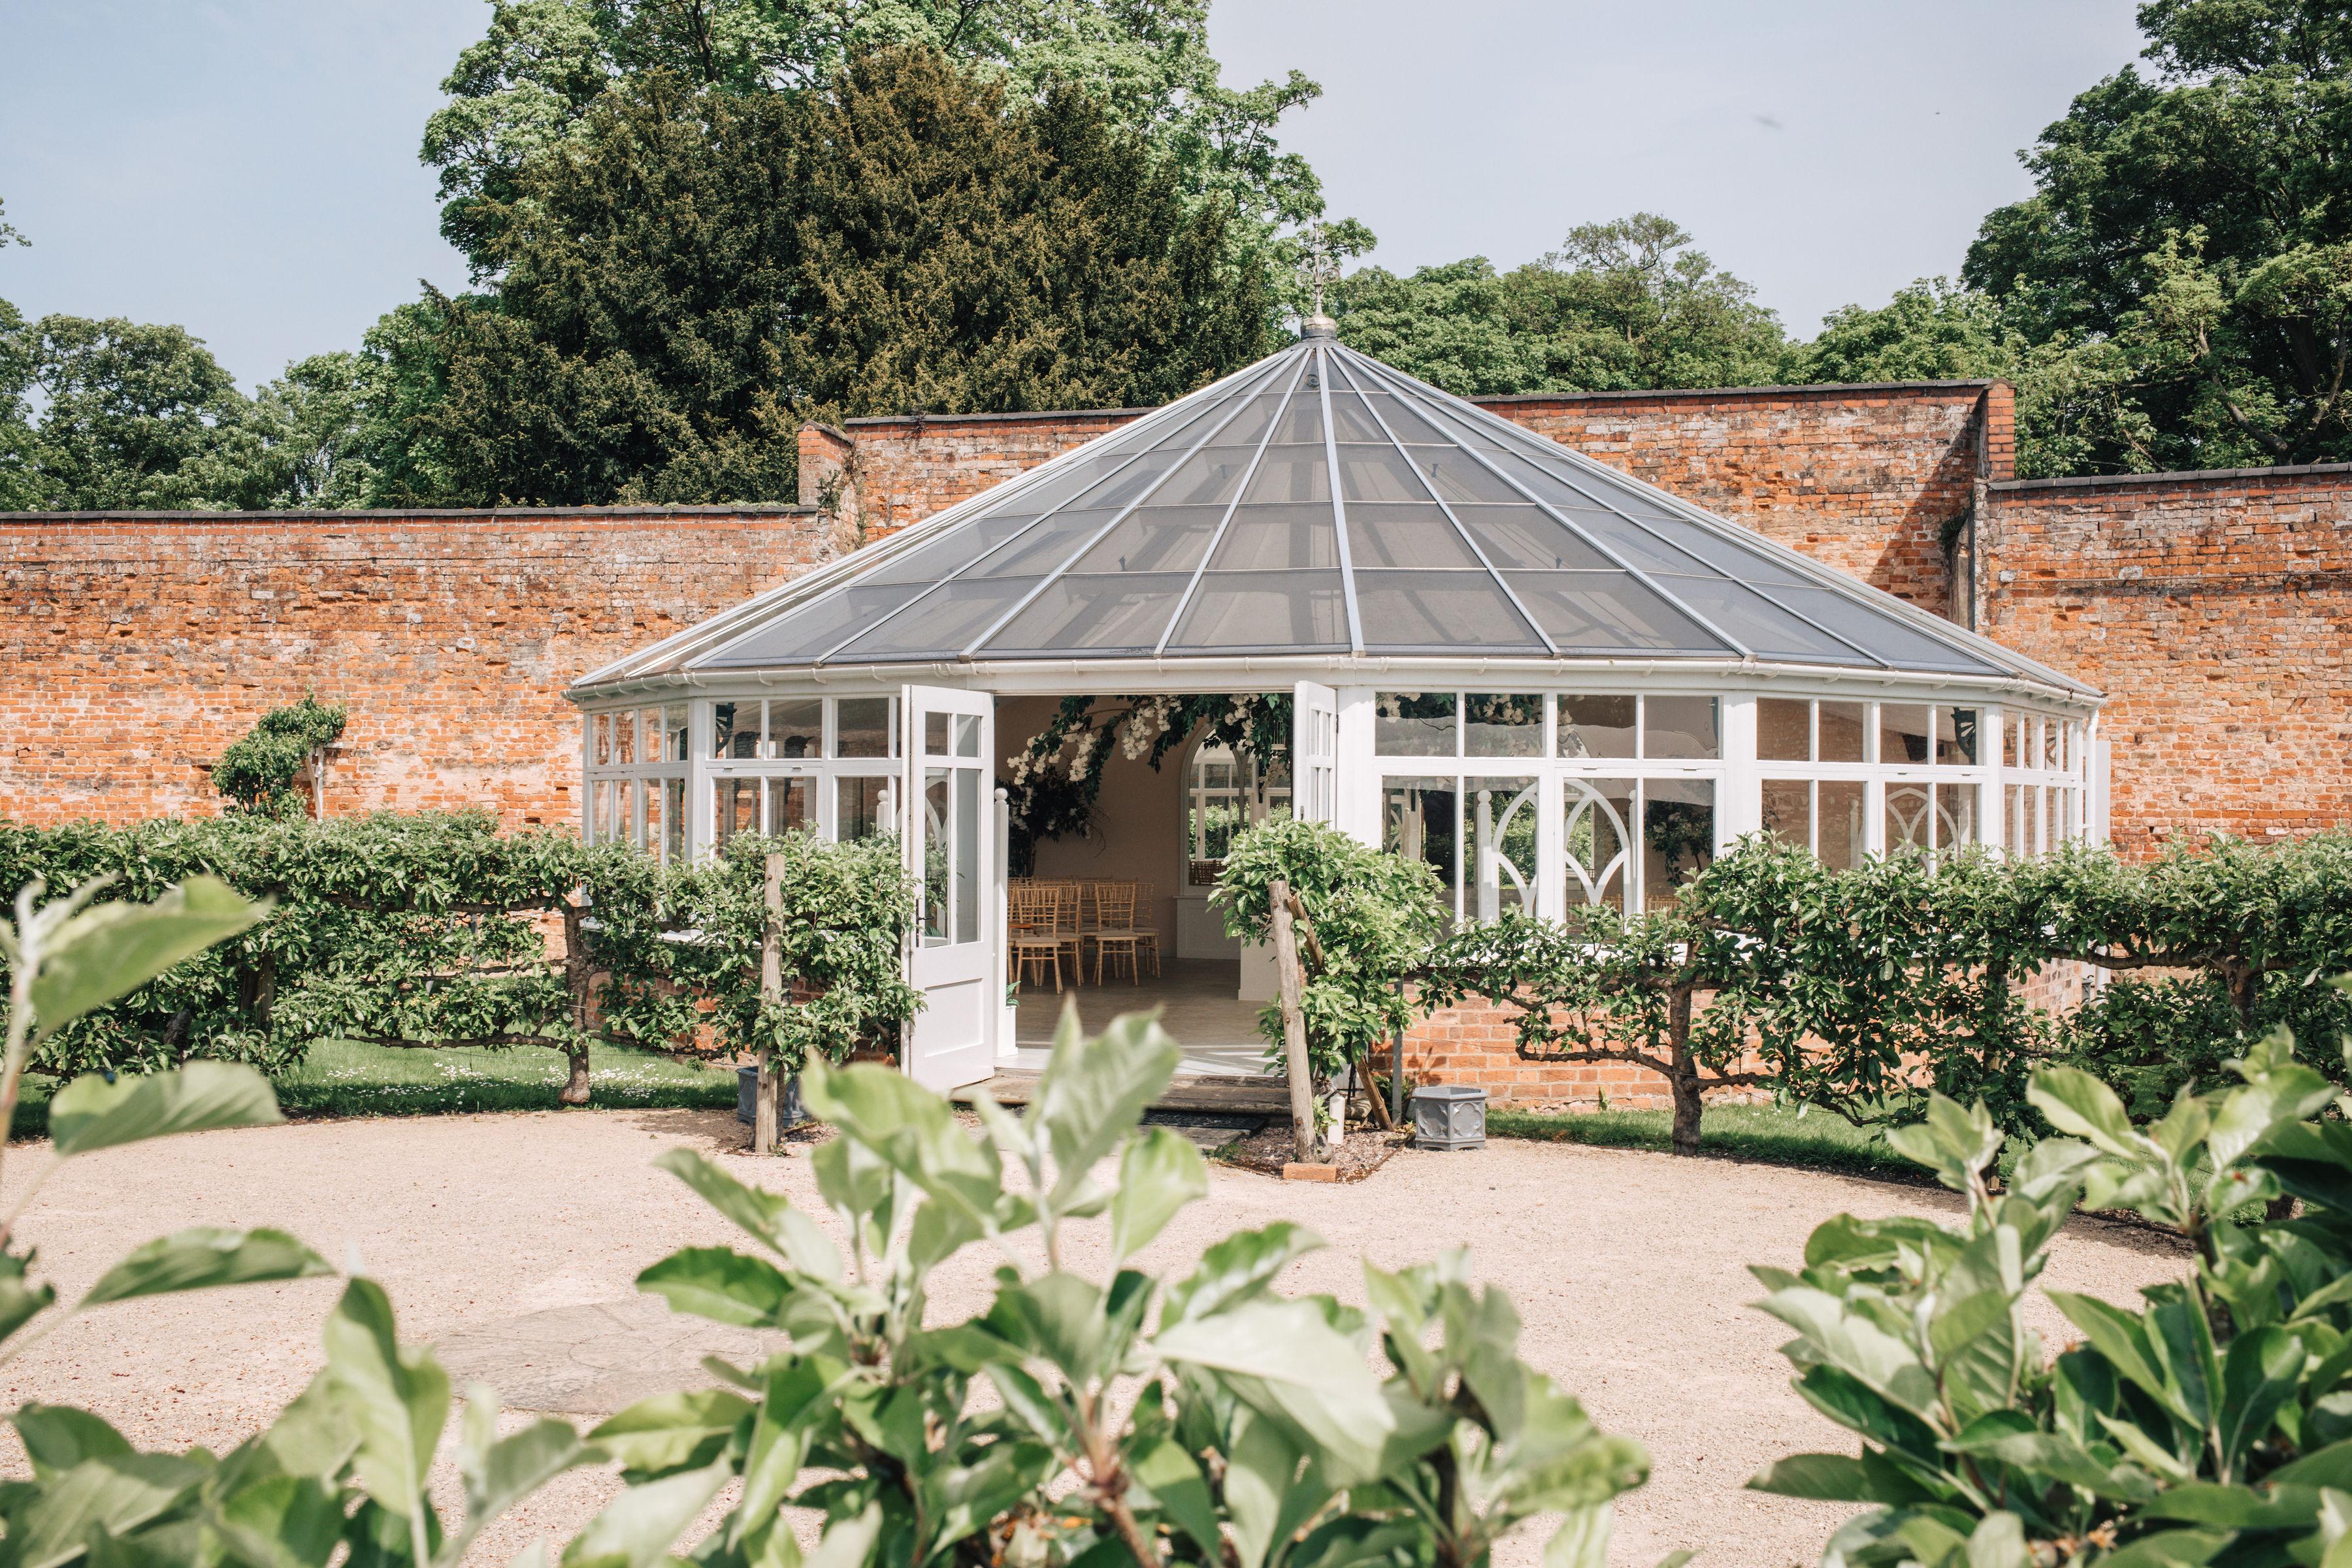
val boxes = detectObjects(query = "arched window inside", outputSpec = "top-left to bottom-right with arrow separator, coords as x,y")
1183,743 -> 1290,889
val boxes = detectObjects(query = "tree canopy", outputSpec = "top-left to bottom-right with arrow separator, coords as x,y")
1331,214 -> 1795,399
421,46 -> 1274,506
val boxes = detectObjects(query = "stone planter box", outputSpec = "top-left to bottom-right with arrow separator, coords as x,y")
736,1065 -> 806,1128
1411,1084 -> 1486,1151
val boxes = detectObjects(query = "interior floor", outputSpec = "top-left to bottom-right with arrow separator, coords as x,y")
1011,958 -> 1268,1077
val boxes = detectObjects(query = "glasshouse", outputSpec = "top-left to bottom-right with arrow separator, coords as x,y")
568,318 -> 2105,1092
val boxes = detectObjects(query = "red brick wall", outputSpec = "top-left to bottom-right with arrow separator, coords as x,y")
821,381 -> 2004,616
0,506 -> 828,828
1979,465 -> 2352,856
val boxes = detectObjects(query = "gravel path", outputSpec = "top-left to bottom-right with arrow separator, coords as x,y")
0,1109 -> 2182,1567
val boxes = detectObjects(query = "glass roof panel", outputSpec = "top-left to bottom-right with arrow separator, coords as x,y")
1207,502 -> 1339,570
858,515 -> 1041,586
965,508 -> 1122,578
1155,445 -> 1266,508
1629,517 -> 1814,586
979,572 -> 1194,655
1168,570 -> 1348,651
1345,504 -> 1485,570
1268,390 -> 1324,444
1503,570 -> 1729,654
1068,504 -> 1230,574
694,582 -> 931,668
1326,385 -> 1392,443
1354,571 -> 1544,651
1647,574 -> 1872,664
1765,585 -> 2006,674
1449,504 -> 1618,572
1352,389 -> 1458,448
828,577 -> 1040,661
1238,444 -> 1330,504
1408,448 -> 1526,506
1335,445 -> 1431,502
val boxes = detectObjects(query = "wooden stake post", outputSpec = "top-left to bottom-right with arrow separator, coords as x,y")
1268,875 -> 1320,1165
754,851 -> 784,1155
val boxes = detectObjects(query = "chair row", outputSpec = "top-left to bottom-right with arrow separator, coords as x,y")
1006,879 -> 1161,991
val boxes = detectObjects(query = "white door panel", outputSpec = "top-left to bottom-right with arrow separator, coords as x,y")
902,685 -> 996,1092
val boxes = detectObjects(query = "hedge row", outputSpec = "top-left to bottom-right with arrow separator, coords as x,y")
0,811 -> 918,1100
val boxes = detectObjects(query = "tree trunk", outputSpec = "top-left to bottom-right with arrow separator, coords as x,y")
561,896 -> 594,1109
1668,986 -> 1703,1157
560,1045 -> 592,1106
755,852 -> 785,1155
1269,876 -> 1320,1164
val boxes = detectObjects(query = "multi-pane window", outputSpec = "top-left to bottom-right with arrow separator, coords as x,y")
1756,697 -> 1871,871
2002,711 -> 2088,857
1377,693 -> 1546,924
1184,745 -> 1290,887
707,696 -> 898,851
584,705 -> 689,862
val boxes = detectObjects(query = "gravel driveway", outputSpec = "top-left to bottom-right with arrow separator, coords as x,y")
0,1109 -> 2183,1567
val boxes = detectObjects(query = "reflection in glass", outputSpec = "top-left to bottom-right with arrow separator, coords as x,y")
664,778 -> 687,862
953,713 -> 981,759
1761,779 -> 1809,847
1469,778 -> 1539,922
954,768 -> 980,943
1758,699 -> 1810,762
592,713 -> 611,767
1558,695 -> 1636,758
1880,705 -> 1932,766
1818,781 -> 1866,871
1375,692 -> 1456,756
1382,777 -> 1458,922
837,776 -> 889,841
1819,702 -> 1867,762
714,779 -> 759,847
836,698 -> 893,758
1937,708 -> 1980,766
1643,777 -> 1715,906
1643,696 -> 1719,759
925,713 -> 951,757
1935,781 -> 1977,850
767,776 -> 814,836
1563,777 -> 1635,914
922,770 -> 950,943
615,711 -> 638,765
663,706 -> 690,762
1465,694 -> 1543,757
768,699 -> 821,758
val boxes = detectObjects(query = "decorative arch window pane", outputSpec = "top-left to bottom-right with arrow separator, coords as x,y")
1562,777 -> 1635,915
1376,693 -> 1456,756
1558,695 -> 1636,759
1758,698 -> 1810,762
1885,783 -> 1933,853
1935,781 -> 1977,849
1465,694 -> 1543,757
1467,778 -> 1539,922
1644,696 -> 1718,760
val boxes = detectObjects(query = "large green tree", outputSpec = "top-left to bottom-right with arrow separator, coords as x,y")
1960,0 -> 2352,470
1331,214 -> 1795,398
421,46 -> 1273,506
423,0 -> 1324,278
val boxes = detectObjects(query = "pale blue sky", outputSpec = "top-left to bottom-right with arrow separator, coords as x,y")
0,0 -> 2151,389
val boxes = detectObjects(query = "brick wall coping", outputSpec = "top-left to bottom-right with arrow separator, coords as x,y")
0,504 -> 816,523
840,407 -> 1154,429
1467,378 -> 2000,406
1989,461 -> 2352,495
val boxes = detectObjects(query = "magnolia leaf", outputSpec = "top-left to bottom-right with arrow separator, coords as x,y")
322,1277 -> 449,1522
1110,1126 -> 1206,1262
561,1459 -> 731,1568
10,1454 -> 209,1568
31,877 -> 265,1041
1032,1009 -> 1181,1212
2027,1068 -> 2146,1161
587,1389 -> 752,1477
50,1063 -> 282,1158
1157,1296 -> 1394,1484
1746,1454 -> 1887,1503
80,1228 -> 331,1308
458,1386 -> 589,1542
12,1405 -> 132,1482
214,1474 -> 346,1568
1129,1433 -> 1220,1557
636,1247 -> 794,1328
651,1149 -> 840,1281
1162,1220 -> 1322,1327
729,1357 -> 849,1550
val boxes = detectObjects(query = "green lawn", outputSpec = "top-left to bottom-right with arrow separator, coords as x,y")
1487,1101 -> 1930,1181
8,1039 -> 739,1137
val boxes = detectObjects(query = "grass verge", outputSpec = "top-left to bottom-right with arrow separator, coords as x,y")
1487,1101 -> 1928,1181
8,1039 -> 738,1139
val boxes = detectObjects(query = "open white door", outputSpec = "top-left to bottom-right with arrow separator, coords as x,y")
901,685 -> 996,1092
1293,680 -> 1337,824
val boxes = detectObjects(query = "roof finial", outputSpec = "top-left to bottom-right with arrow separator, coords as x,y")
1299,220 -> 1339,340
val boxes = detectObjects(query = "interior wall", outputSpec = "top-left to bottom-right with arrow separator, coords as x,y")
995,696 -> 1195,958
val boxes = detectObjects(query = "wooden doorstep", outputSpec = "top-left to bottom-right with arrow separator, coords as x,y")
957,1070 -> 1288,1115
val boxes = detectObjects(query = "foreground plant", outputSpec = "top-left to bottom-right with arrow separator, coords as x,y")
1749,1026 -> 2352,1567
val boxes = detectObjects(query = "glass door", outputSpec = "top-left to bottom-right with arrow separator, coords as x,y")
901,685 -> 996,1091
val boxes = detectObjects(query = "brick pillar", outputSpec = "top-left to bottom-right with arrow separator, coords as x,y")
797,423 -> 860,555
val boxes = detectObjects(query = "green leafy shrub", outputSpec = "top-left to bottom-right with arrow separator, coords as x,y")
209,696 -> 348,817
1213,817 -> 1447,1090
1750,1024 -> 2352,1567
0,875 -> 1671,1568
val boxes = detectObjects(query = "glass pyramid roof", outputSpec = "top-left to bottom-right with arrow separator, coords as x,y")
583,327 -> 2091,693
